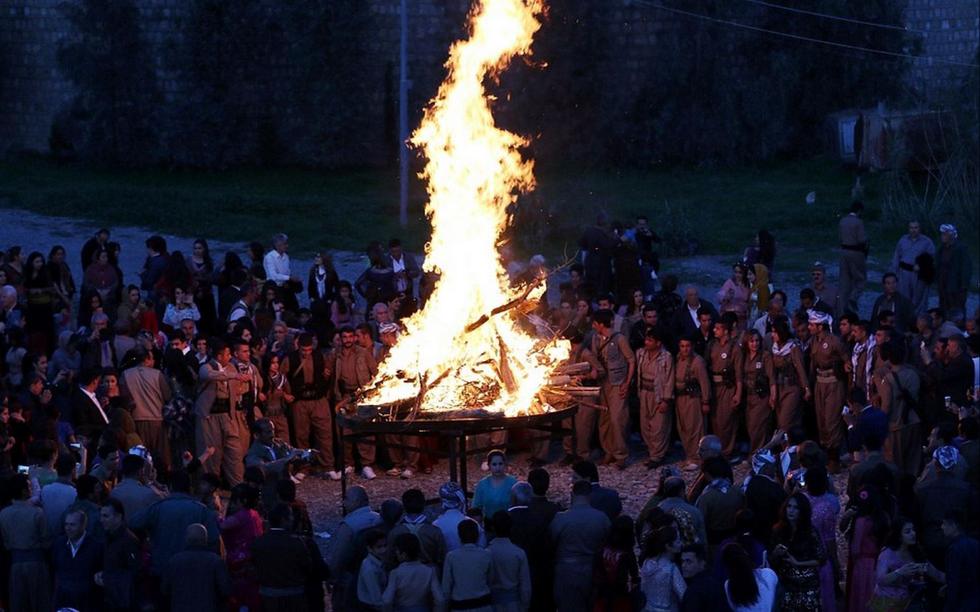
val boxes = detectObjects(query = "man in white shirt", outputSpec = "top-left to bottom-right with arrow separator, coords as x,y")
263,233 -> 301,312
73,370 -> 109,452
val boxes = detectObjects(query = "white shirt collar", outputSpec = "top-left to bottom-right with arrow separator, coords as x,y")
79,386 -> 109,424
69,533 -> 87,558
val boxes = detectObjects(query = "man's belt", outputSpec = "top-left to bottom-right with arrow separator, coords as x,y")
296,389 -> 324,401
841,243 -> 867,252
210,398 -> 231,414
899,262 -> 915,272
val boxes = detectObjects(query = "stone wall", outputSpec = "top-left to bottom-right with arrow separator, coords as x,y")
0,0 -> 976,163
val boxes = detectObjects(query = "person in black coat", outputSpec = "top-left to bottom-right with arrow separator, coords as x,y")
672,287 -> 718,342
679,543 -> 730,612
509,469 -> 561,611
742,452 -> 786,546
251,503 -> 315,611
52,509 -> 104,612
572,460 -> 622,520
161,523 -> 230,612
97,498 -> 140,612
71,369 -> 107,450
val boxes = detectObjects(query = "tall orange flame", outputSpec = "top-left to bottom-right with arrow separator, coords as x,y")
360,0 -> 568,417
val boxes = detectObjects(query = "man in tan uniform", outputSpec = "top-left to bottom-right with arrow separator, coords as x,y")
333,326 -> 378,479
807,310 -> 848,472
708,319 -> 742,459
195,338 -> 250,486
280,333 -> 340,480
839,201 -> 868,315
591,309 -> 635,469
636,328 -> 674,468
876,340 -> 922,477
674,336 -> 710,470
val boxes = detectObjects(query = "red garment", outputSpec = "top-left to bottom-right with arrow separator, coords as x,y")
221,508 -> 264,611
846,516 -> 881,612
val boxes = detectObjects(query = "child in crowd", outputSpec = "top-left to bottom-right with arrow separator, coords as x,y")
486,511 -> 531,611
442,518 -> 493,612
382,532 -> 444,612
357,528 -> 388,611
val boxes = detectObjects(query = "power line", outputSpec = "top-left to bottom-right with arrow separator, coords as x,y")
739,0 -> 927,34
630,0 -> 979,69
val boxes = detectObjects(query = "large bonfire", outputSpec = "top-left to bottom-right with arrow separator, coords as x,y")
357,0 -> 570,418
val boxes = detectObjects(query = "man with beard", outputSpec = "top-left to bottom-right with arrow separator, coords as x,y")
674,336 -> 711,470
333,326 -> 378,480
281,333 -> 340,480
591,310 -> 635,469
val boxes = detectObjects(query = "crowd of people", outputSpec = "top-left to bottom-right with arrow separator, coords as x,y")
0,200 -> 975,611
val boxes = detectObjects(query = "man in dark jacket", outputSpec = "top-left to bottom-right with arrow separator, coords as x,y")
130,470 -> 220,577
251,504 -> 314,611
162,523 -> 230,612
572,460 -> 622,520
509,469 -> 561,611
52,509 -> 103,612
97,498 -> 140,612
679,543 -> 730,611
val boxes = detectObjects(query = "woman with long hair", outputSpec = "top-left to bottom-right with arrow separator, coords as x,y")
868,517 -> 943,612
331,280 -> 362,328
221,483 -> 264,612
639,524 -> 686,611
186,239 -> 217,335
721,542 -> 778,612
770,320 -> 810,432
47,245 -> 76,313
770,492 -> 826,611
747,264 -> 771,322
24,251 -> 56,354
354,242 -> 395,310
247,241 -> 266,282
622,288 -> 646,331
841,485 -> 890,612
803,466 -> 840,612
262,352 -> 293,443
307,251 -> 340,307
717,263 -> 751,329
2,246 -> 25,296
742,329 -> 776,452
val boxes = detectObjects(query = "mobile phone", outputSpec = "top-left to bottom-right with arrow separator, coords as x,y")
944,396 -> 952,411
75,462 -> 83,476
16,465 -> 29,475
